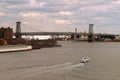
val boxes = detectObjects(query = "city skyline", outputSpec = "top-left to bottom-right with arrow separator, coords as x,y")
0,0 -> 120,34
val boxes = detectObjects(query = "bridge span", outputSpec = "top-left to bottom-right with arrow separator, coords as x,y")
20,32 -> 115,36
21,32 -> 79,35
14,22 -> 116,42
20,32 -> 116,41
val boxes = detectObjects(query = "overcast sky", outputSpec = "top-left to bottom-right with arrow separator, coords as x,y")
0,0 -> 120,34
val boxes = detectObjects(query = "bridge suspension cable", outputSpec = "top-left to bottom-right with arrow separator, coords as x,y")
0,23 -> 16,28
94,26 -> 106,34
0,22 -> 17,32
8,23 -> 16,27
21,23 -> 43,32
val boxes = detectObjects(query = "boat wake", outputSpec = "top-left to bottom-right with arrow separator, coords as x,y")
0,62 -> 87,80
44,62 -> 85,70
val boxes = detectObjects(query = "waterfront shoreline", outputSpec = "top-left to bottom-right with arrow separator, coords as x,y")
0,45 -> 32,53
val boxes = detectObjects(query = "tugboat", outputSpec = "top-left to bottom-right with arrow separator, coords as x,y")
80,57 -> 90,63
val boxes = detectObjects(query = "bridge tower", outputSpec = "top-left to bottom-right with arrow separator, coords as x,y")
15,22 -> 21,38
74,28 -> 77,39
75,28 -> 77,34
88,24 -> 94,42
74,28 -> 80,40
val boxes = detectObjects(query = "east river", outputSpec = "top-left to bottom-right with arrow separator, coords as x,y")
0,41 -> 120,80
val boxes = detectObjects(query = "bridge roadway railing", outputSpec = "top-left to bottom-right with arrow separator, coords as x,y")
14,32 -> 116,38
96,33 -> 115,37
20,32 -> 80,35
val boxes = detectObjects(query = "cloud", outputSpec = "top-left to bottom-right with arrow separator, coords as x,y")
80,5 -> 111,12
5,1 -> 46,13
54,20 -> 71,24
19,12 -> 46,18
111,0 -> 120,5
58,11 -> 73,16
29,0 -> 46,8
0,12 -> 5,16
0,0 -> 120,33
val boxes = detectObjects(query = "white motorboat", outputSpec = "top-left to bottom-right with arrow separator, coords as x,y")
80,57 -> 90,63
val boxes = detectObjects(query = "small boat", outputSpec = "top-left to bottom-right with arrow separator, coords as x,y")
80,57 -> 90,63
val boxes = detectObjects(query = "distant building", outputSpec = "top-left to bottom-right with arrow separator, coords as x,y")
0,27 -> 27,45
80,32 -> 88,41
0,27 -> 13,39
0,27 -> 13,45
115,35 -> 120,40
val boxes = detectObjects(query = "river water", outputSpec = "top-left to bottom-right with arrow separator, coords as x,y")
0,41 -> 120,80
